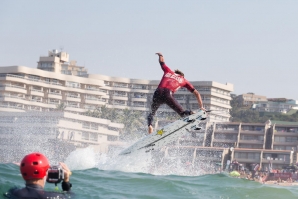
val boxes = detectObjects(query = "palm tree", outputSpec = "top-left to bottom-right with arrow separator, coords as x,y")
117,109 -> 146,138
55,102 -> 66,111
82,106 -> 147,139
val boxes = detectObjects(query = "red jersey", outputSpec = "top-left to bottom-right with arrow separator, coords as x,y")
157,62 -> 195,93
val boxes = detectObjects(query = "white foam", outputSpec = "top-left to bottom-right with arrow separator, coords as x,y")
65,147 -> 98,171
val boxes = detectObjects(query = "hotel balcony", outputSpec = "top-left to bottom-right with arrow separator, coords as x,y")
85,88 -> 107,96
0,103 -> 25,111
47,101 -> 60,106
239,139 -> 264,144
0,85 -> 27,94
131,85 -> 149,90
273,141 -> 298,146
240,130 -> 265,135
65,85 -> 83,92
209,100 -> 231,109
65,105 -> 84,112
274,131 -> 298,136
66,95 -> 81,102
210,90 -> 232,100
30,89 -> 44,97
131,98 -> 147,102
213,138 -> 237,143
85,98 -> 106,105
112,94 -> 128,100
48,92 -> 62,100
214,129 -> 239,134
130,105 -> 147,111
0,74 -> 64,88
108,103 -> 128,109
180,141 -> 204,147
0,96 -> 26,104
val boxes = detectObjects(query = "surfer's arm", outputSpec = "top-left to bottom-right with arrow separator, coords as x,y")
156,53 -> 171,72
156,52 -> 164,63
193,90 -> 206,111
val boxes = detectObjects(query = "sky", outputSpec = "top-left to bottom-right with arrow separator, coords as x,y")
0,0 -> 297,99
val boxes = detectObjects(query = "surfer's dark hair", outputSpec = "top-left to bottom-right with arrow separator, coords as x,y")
175,69 -> 184,77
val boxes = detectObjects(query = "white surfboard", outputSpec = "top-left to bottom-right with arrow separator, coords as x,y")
119,110 -> 208,155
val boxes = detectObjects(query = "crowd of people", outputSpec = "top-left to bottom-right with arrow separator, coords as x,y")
229,159 -> 298,186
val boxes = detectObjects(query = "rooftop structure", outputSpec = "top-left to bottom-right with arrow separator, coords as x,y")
237,93 -> 267,107
37,50 -> 88,76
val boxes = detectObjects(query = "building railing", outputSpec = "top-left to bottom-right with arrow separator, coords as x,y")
0,84 -> 26,89
113,94 -> 127,97
0,74 -> 63,86
113,103 -> 126,106
0,95 -> 25,100
65,85 -> 80,88
85,98 -> 106,102
29,99 -> 42,102
48,101 -> 59,105
113,85 -> 128,88
132,95 -> 147,99
66,95 -> 80,98
86,87 -> 98,91
49,92 -> 61,96
0,104 -> 24,110
66,104 -> 79,108
133,104 -> 146,107
31,89 -> 43,93
131,86 -> 143,89
91,126 -> 98,130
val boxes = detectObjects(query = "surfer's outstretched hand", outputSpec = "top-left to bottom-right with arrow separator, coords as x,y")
155,52 -> 163,56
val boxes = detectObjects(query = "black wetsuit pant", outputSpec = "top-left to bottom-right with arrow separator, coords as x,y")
147,87 -> 192,126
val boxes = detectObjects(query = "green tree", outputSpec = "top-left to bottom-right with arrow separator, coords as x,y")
117,109 -> 146,136
81,106 -> 147,139
230,95 -> 298,123
55,102 -> 66,111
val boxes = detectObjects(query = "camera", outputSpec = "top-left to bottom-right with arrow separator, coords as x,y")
46,166 -> 64,184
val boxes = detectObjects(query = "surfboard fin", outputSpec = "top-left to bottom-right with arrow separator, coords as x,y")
194,127 -> 202,130
187,119 -> 195,123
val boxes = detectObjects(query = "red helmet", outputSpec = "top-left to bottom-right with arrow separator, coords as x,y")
20,153 -> 50,180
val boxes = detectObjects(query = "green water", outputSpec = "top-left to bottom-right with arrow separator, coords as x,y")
1,163 -> 298,199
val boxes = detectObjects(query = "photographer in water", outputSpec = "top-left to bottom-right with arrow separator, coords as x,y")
4,152 -> 73,199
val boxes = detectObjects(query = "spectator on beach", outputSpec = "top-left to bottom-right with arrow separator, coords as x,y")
287,177 -> 293,183
4,152 -> 74,199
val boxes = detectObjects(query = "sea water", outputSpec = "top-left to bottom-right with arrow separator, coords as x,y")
1,146 -> 298,199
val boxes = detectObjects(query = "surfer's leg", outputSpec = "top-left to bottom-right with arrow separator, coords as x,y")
165,91 -> 185,116
165,92 -> 193,117
147,89 -> 163,134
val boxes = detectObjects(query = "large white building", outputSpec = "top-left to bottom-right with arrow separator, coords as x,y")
0,50 -> 233,122
0,50 -> 233,149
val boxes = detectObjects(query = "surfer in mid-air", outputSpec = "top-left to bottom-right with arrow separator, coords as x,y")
147,52 -> 206,134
